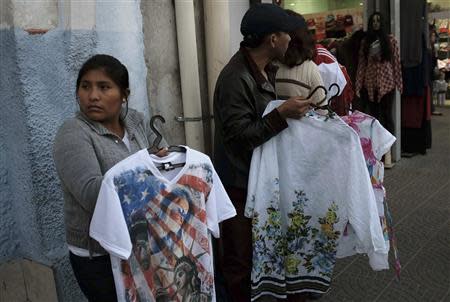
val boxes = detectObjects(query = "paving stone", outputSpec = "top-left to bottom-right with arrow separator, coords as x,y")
0,259 -> 58,302
321,107 -> 450,301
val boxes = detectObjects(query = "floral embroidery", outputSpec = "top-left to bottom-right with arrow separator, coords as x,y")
251,188 -> 341,294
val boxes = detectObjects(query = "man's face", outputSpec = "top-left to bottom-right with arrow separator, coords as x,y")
372,15 -> 381,31
271,31 -> 291,61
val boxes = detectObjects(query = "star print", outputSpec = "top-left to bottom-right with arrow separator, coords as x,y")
123,194 -> 132,205
141,189 -> 149,200
137,173 -> 146,182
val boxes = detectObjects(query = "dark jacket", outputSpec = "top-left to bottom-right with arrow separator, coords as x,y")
213,47 -> 288,189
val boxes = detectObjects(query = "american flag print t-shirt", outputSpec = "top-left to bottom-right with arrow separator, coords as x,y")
90,147 -> 236,302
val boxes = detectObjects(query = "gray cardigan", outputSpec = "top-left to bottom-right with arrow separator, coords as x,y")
53,109 -> 164,254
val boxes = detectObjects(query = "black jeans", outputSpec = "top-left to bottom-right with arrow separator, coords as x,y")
69,252 -> 117,302
219,187 -> 252,302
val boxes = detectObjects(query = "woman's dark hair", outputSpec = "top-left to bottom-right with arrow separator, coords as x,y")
76,54 -> 129,97
282,10 -> 315,68
364,12 -> 392,62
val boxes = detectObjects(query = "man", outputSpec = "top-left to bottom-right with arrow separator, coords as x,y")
213,4 -> 312,301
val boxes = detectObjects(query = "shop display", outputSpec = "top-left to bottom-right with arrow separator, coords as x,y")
304,8 -> 363,41
435,18 -> 450,99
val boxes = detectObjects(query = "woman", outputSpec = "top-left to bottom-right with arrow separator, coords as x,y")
276,10 -> 326,106
53,54 -> 166,301
355,12 -> 402,134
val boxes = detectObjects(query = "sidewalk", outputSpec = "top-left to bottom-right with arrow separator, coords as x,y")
322,107 -> 450,301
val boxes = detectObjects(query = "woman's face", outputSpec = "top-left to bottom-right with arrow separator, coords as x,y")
372,15 -> 381,31
430,32 -> 436,44
77,68 -> 123,124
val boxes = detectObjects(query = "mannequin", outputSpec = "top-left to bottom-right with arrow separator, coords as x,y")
355,12 -> 402,134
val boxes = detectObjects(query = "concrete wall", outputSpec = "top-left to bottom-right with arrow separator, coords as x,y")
141,0 -> 185,145
0,0 -> 25,263
96,0 -> 150,118
0,1 -> 153,301
12,0 -> 58,30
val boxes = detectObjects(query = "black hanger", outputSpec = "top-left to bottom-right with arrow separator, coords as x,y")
148,114 -> 186,154
148,115 -> 164,153
148,115 -> 186,171
307,85 -> 328,106
328,83 -> 341,106
308,84 -> 339,119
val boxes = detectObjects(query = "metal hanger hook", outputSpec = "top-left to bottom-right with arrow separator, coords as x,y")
149,115 -> 165,151
328,83 -> 341,100
306,85 -> 328,106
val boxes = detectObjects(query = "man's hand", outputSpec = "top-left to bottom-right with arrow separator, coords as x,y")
277,96 -> 312,119
155,147 -> 169,157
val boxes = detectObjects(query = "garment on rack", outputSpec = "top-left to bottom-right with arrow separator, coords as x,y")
90,147 -> 236,302
314,44 -> 354,116
245,101 -> 388,301
400,0 -> 427,67
314,45 -> 347,94
355,35 -> 403,102
340,111 -> 400,277
402,86 -> 432,154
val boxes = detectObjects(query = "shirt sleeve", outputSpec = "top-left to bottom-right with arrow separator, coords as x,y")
346,133 -> 389,270
90,180 -> 132,259
206,167 -> 237,238
307,62 -> 326,105
371,119 -> 396,160
355,41 -> 366,95
390,36 -> 403,94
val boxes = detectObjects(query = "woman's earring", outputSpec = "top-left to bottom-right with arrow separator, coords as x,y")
122,98 -> 127,104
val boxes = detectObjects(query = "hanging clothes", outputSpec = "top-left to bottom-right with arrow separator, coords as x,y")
341,111 -> 401,278
400,0 -> 427,67
314,44 -> 354,116
401,86 -> 432,154
90,147 -> 236,302
245,101 -> 388,301
401,33 -> 433,154
355,35 -> 403,103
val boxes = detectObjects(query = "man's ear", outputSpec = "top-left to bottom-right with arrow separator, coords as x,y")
269,33 -> 278,48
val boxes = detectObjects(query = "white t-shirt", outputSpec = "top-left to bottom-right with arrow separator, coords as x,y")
317,61 -> 347,101
90,147 -> 236,302
245,101 -> 387,300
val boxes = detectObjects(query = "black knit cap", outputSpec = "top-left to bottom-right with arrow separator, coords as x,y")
241,4 -> 307,40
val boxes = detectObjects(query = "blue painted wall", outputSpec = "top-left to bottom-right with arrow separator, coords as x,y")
0,1 -> 151,301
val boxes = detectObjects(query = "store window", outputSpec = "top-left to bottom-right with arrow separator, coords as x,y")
280,0 -> 364,41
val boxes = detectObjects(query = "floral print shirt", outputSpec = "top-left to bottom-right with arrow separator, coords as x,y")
245,102 -> 388,301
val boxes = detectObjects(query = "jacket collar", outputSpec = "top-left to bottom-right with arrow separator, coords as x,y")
239,45 -> 278,94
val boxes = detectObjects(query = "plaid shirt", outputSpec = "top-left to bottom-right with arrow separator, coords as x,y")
355,35 -> 403,102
